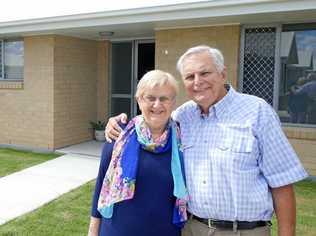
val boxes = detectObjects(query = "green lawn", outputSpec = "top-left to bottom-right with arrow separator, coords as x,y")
0,148 -> 60,177
1,180 -> 315,236
292,180 -> 316,236
271,180 -> 316,236
0,181 -> 95,236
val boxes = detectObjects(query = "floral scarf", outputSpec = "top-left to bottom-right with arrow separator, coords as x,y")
97,115 -> 188,226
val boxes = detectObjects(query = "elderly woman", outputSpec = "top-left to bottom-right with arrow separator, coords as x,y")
88,70 -> 188,236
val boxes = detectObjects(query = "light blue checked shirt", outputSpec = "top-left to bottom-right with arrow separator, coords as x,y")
173,86 -> 308,221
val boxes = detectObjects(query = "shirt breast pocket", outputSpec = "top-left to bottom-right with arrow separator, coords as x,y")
182,140 -> 195,160
231,136 -> 253,153
216,136 -> 253,158
216,125 -> 257,170
231,135 -> 258,171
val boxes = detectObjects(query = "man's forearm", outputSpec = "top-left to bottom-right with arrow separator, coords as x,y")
88,216 -> 100,236
271,184 -> 296,236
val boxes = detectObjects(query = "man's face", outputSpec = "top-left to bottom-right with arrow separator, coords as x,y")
181,52 -> 227,113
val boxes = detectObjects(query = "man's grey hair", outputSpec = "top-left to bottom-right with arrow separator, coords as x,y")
176,45 -> 225,74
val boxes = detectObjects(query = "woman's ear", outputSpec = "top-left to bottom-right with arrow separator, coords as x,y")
136,97 -> 143,112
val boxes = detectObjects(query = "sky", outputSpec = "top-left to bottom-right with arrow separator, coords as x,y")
0,0 -> 206,23
296,30 -> 316,68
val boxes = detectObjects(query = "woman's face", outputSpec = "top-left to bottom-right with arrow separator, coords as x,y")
137,84 -> 176,133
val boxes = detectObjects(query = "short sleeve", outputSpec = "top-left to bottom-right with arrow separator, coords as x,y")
257,104 -> 308,188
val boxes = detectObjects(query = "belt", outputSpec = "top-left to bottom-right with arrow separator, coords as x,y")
189,213 -> 270,231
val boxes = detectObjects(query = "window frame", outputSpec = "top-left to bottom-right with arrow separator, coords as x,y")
0,39 -> 4,79
0,38 -> 24,81
279,25 -> 316,128
240,24 -> 316,128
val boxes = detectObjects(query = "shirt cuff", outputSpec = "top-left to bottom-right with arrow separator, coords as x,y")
266,165 -> 308,188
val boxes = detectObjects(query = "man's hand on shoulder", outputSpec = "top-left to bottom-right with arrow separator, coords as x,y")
105,113 -> 128,142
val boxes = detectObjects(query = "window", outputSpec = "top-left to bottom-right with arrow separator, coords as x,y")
240,24 -> 316,126
0,39 -> 24,80
279,25 -> 316,125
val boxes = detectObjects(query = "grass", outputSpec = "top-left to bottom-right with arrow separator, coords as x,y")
271,180 -> 316,236
0,180 -> 95,236
0,180 -> 315,236
0,148 -> 60,177
295,180 -> 316,235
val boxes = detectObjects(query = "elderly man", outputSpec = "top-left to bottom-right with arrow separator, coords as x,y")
105,45 -> 307,236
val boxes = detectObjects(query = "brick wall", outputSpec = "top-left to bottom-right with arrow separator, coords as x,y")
0,35 -> 109,150
53,36 -> 98,148
0,36 -> 54,149
289,139 -> 316,176
97,41 -> 110,121
285,126 -> 316,176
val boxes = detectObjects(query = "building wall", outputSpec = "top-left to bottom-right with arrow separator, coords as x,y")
97,41 -> 110,121
0,36 -> 54,150
285,127 -> 316,176
53,36 -> 98,148
289,138 -> 316,176
155,25 -> 240,106
0,35 -> 110,150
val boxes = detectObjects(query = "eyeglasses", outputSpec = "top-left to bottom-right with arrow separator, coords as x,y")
142,95 -> 175,104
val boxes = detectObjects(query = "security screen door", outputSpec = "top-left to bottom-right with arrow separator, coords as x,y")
240,26 -> 279,107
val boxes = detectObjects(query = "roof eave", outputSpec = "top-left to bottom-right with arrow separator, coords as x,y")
1,0 -> 316,35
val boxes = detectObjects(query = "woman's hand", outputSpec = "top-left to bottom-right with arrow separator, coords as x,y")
105,113 -> 128,142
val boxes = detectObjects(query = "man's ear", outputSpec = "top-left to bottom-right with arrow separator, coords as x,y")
221,66 -> 227,81
171,98 -> 177,110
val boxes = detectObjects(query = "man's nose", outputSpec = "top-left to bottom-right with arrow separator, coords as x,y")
193,74 -> 203,85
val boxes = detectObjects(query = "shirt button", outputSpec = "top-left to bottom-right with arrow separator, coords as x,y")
202,180 -> 206,184
204,202 -> 208,205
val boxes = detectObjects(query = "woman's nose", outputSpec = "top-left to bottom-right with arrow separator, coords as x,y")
152,99 -> 162,107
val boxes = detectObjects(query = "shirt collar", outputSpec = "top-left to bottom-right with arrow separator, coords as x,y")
213,85 -> 235,120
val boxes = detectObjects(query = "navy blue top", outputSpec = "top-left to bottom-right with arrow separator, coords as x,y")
91,141 -> 181,236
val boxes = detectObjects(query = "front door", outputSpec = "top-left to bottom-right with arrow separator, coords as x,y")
110,40 -> 155,118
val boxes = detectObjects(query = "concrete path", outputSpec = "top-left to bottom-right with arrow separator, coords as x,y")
0,141 -> 103,225
56,140 -> 104,157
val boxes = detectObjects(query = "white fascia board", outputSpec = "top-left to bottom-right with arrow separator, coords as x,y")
0,0 -> 316,34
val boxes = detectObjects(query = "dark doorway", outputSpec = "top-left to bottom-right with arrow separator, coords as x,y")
110,40 -> 155,118
136,42 -> 155,115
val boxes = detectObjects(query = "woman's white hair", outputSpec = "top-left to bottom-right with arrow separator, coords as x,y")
176,45 -> 225,74
135,70 -> 179,99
